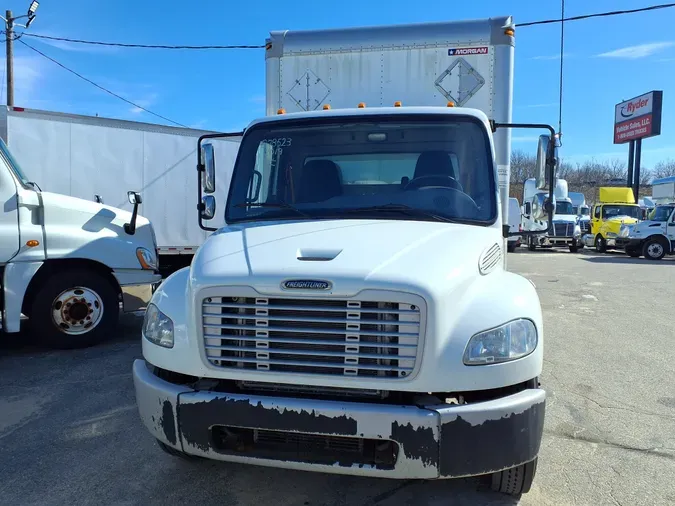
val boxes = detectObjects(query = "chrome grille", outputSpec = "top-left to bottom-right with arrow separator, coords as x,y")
553,222 -> 573,237
202,297 -> 420,378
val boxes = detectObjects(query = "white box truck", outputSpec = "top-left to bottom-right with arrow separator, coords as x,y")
0,107 -> 241,274
0,136 -> 160,348
133,17 -> 557,496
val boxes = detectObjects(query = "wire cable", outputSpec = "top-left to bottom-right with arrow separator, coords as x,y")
519,2 -> 675,27
14,3 -> 675,49
17,39 -> 189,128
19,32 -> 265,50
558,0 -> 565,138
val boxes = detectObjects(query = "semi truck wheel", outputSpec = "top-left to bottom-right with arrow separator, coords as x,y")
28,269 -> 119,349
528,237 -> 536,251
491,458 -> 538,496
569,243 -> 579,253
643,237 -> 667,260
595,235 -> 607,253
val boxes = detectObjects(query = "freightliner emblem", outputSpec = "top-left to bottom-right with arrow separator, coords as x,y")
282,280 -> 332,290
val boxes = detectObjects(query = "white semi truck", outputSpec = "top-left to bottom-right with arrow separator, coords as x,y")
0,137 -> 160,348
622,176 -> 675,260
523,178 -> 579,252
570,191 -> 590,235
133,18 -> 557,496
0,106 -> 241,275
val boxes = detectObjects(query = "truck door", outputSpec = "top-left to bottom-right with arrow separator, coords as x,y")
668,208 -> 675,252
590,205 -> 601,236
0,156 -> 20,265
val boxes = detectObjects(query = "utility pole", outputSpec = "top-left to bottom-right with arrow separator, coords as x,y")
6,10 -> 13,107
1,2 -> 39,107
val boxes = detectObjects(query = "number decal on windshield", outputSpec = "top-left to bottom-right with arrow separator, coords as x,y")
264,138 -> 292,148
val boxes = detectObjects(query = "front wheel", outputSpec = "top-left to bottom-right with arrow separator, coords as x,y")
528,237 -> 537,251
28,269 -> 119,349
569,243 -> 579,253
595,235 -> 607,253
643,237 -> 667,260
491,458 -> 538,496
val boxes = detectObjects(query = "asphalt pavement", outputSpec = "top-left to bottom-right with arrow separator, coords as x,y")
1,248 -> 674,506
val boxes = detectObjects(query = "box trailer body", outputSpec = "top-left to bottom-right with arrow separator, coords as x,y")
265,18 -> 514,224
0,107 -> 241,272
133,17 -> 555,496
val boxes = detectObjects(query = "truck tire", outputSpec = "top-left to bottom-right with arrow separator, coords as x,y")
642,237 -> 667,260
28,269 -> 119,349
528,237 -> 536,251
569,243 -> 579,253
507,242 -> 516,253
595,235 -> 607,253
491,458 -> 538,496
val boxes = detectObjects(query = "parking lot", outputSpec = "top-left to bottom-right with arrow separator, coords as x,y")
1,249 -> 674,506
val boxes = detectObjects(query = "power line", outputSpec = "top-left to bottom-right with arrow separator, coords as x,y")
519,2 -> 675,27
17,39 -> 189,128
14,2 -> 675,49
19,32 -> 265,50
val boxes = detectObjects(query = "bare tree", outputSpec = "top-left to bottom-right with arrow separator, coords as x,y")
652,159 -> 675,179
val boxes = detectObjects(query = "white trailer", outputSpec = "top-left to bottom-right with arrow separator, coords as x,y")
0,107 -> 241,273
133,17 -> 557,496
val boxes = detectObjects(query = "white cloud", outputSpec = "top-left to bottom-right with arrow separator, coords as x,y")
512,136 -> 540,143
597,42 -> 674,59
249,94 -> 266,104
0,55 -> 46,105
128,93 -> 159,114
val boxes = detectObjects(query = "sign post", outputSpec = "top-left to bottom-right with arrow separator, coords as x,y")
613,90 -> 663,202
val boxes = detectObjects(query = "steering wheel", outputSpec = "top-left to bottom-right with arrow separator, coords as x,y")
403,175 -> 464,192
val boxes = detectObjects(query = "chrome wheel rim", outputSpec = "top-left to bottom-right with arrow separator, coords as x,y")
647,243 -> 664,258
51,287 -> 104,335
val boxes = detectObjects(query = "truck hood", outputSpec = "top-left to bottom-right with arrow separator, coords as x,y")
193,219 -> 502,296
16,190 -> 157,270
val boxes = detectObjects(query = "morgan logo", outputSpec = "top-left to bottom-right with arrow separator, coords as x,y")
448,47 -> 488,56
282,280 -> 332,290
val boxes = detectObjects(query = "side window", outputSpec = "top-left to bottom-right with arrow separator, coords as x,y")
594,206 -> 601,219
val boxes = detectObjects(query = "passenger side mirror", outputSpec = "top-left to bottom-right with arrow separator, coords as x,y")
202,143 -> 216,194
200,195 -> 216,221
524,202 -> 532,216
94,194 -> 104,204
128,191 -> 142,205
534,134 -> 557,190
246,170 -> 263,203
531,193 -> 555,222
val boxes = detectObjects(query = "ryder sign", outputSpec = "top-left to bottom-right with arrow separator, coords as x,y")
613,91 -> 663,144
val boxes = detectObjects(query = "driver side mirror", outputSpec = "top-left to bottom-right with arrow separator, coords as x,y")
124,191 -> 142,235
534,134 -> 557,190
524,202 -> 532,217
128,191 -> 142,205
200,195 -> 216,221
202,143 -> 216,194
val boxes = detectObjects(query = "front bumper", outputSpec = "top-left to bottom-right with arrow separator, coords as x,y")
133,360 -> 546,479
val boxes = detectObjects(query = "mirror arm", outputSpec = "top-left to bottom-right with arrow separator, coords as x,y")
124,202 -> 139,235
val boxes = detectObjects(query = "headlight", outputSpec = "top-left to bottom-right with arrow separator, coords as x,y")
606,232 -> 617,238
136,247 -> 158,270
619,225 -> 632,238
143,303 -> 174,348
463,319 -> 537,365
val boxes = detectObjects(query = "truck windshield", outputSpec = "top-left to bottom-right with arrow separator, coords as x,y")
0,138 -> 30,187
579,207 -> 590,216
556,202 -> 574,215
650,206 -> 674,221
602,205 -> 640,219
225,116 -> 495,225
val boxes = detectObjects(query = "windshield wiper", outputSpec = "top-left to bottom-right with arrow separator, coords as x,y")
343,204 -> 458,223
234,201 -> 311,218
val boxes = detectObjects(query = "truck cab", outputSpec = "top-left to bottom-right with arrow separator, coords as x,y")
0,137 -> 160,348
583,187 -> 641,253
132,17 -> 558,497
623,176 -> 675,259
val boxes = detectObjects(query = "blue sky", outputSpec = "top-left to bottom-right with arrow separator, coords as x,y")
4,0 -> 675,168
